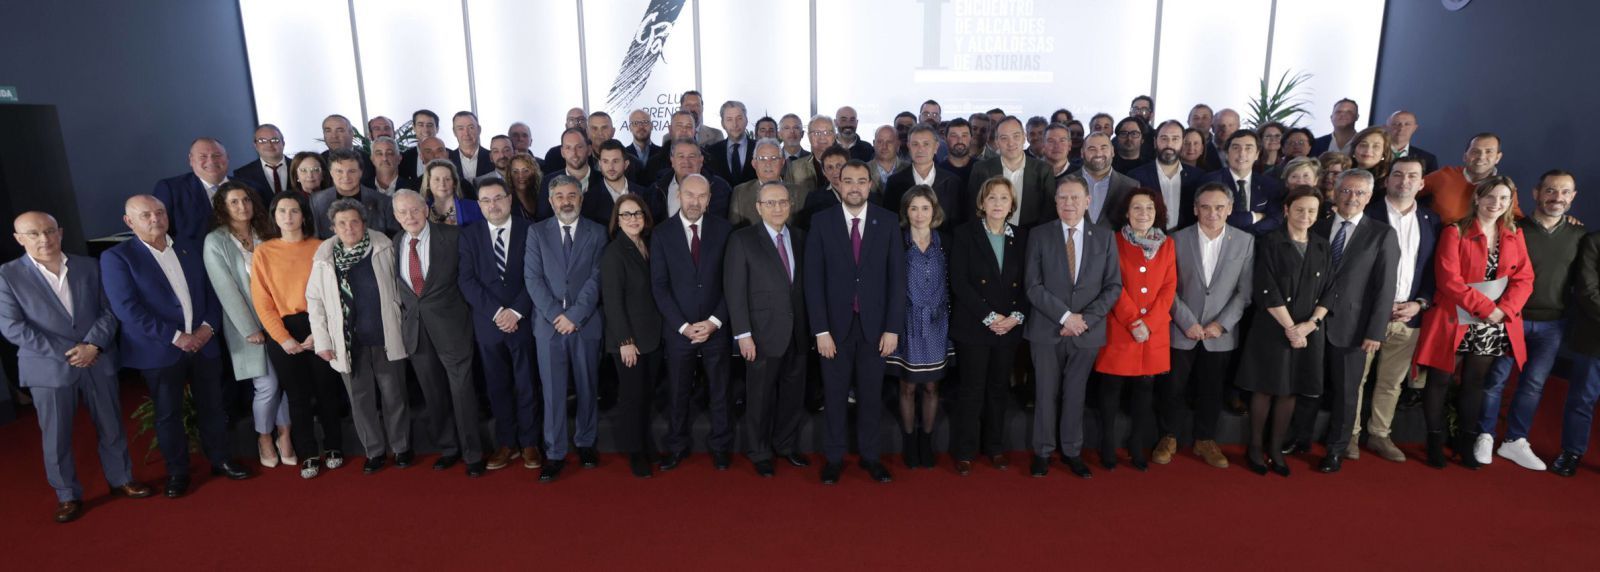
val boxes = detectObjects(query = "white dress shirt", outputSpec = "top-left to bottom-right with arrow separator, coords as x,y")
400,223 -> 432,293
260,160 -> 289,193
30,256 -> 72,319
912,164 -> 937,187
1387,199 -> 1422,303
201,177 -> 228,202
486,218 -> 521,319
458,147 -> 480,178
1199,226 -> 1224,288
676,215 -> 722,333
1156,164 -> 1184,229
666,176 -> 683,217
1331,210 -> 1363,247
1002,159 -> 1027,226
142,235 -> 197,342
1057,219 -> 1085,324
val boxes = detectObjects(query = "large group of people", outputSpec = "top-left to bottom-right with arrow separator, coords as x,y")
5,90 -> 1597,525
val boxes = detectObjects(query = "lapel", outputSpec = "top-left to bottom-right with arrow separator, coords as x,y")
755,225 -> 793,285
972,223 -> 1003,278
424,225 -> 449,293
132,239 -> 185,315
21,259 -> 75,325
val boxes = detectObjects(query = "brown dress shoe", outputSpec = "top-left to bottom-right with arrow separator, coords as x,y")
110,482 -> 153,499
486,447 -> 513,470
1194,440 -> 1230,468
54,501 -> 83,523
1345,440 -> 1361,460
1367,435 -> 1407,463
1152,435 -> 1177,465
521,447 -> 543,469
955,460 -> 973,476
989,454 -> 1010,470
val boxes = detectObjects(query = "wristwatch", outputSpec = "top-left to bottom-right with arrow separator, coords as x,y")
1414,298 -> 1430,311
1311,316 -> 1324,329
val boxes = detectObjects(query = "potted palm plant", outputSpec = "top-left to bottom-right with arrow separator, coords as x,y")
1247,69 -> 1314,128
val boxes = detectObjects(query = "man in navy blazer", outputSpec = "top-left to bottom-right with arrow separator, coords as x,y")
1203,130 -> 1284,236
1130,120 -> 1205,230
524,174 -> 607,482
100,195 -> 249,498
651,175 -> 735,470
458,182 -> 543,473
805,160 -> 906,485
151,137 -> 233,242
448,111 -> 498,181
653,138 -> 734,221
704,101 -> 757,187
582,140 -> 662,226
232,124 -> 290,197
0,212 -> 153,522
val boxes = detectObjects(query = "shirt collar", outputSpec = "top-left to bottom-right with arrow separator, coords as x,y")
488,217 -> 513,235
912,164 -> 936,185
681,213 -> 704,230
141,235 -> 177,256
764,223 -> 788,241
29,255 -> 66,279
405,222 -> 431,244
1333,210 -> 1364,227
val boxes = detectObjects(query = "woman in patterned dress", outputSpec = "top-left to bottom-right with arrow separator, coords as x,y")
889,185 -> 952,469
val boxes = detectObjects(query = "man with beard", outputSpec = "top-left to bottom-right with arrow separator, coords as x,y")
937,118 -> 977,190
1069,132 -> 1139,227
543,107 -> 588,172
834,106 -> 875,162
730,139 -> 806,228
1111,116 -> 1152,173
533,129 -> 605,221
1130,120 -> 1205,230
624,109 -> 662,180
474,135 -> 516,188
582,139 -> 656,225
402,110 -> 442,178
919,99 -> 942,127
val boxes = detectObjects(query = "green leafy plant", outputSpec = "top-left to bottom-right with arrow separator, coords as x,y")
1247,69 -> 1314,128
130,388 -> 200,462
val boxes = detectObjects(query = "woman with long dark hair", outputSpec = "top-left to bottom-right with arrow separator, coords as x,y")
600,193 -> 664,478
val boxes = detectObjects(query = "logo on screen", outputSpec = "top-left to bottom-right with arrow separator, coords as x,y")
606,0 -> 689,110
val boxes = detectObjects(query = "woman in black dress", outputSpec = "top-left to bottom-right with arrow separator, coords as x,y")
600,194 -> 663,478
1236,186 -> 1331,477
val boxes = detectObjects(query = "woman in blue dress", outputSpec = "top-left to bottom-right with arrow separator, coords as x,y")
889,185 -> 953,469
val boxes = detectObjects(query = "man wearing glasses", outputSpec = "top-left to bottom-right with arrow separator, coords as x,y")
233,124 -> 289,197
730,139 -> 806,229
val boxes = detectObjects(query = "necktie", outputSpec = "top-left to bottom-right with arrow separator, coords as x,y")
408,237 -> 424,296
690,222 -> 701,266
268,163 -> 283,195
1065,227 -> 1077,282
1332,220 -> 1350,269
1234,179 -> 1248,213
775,231 -> 791,283
493,228 -> 507,280
850,217 -> 862,312
638,144 -> 649,164
729,140 -> 741,172
563,225 -> 574,255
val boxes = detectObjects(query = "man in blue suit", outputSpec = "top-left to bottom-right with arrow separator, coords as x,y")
1130,120 -> 1206,230
1203,130 -> 1284,236
524,174 -> 606,482
0,212 -> 153,523
101,195 -> 250,498
651,174 -> 735,471
458,180 -> 543,473
805,160 -> 906,485
151,137 -> 233,243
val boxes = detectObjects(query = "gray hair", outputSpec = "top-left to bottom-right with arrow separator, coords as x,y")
754,137 -> 782,155
1056,173 -> 1089,197
719,100 -> 747,118
1336,168 -> 1376,192
370,136 -> 399,152
1282,156 -> 1321,181
547,174 -> 581,193
757,180 -> 793,202
391,188 -> 426,208
808,114 -> 836,131
327,197 -> 368,223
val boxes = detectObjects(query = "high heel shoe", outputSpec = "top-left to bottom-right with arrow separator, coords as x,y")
1245,448 -> 1269,476
1269,455 -> 1291,477
277,433 -> 297,466
258,438 -> 279,468
1457,433 -> 1481,470
1425,431 -> 1447,469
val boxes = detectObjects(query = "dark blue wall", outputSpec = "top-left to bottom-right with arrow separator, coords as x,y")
0,0 -> 256,238
1374,0 -> 1600,220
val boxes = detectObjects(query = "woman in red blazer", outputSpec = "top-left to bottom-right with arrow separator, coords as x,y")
1412,176 -> 1534,469
1093,187 -> 1177,471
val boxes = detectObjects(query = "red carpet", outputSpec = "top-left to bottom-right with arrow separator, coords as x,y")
4,379 -> 1599,569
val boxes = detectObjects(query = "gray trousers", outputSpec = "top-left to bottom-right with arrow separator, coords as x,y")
410,328 -> 483,463
341,346 -> 410,458
33,373 -> 135,502
1030,341 -> 1097,457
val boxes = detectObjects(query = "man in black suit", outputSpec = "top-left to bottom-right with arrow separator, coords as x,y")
805,160 -> 906,485
938,118 -> 976,186
705,101 -> 756,187
1111,116 -> 1152,173
584,140 -> 659,225
400,109 -> 441,179
1311,98 -> 1361,156
624,109 -> 664,183
885,125 -> 964,224
151,137 -> 232,243
1203,130 -> 1284,236
968,117 -> 1054,229
508,121 -> 535,157
652,138 -> 733,221
651,175 -> 735,470
796,146 -> 853,229
1294,168 -> 1399,474
542,107 -> 587,172
367,116 -> 395,141
639,111 -> 697,186
320,114 -> 375,176
1201,109 -> 1239,172
449,111 -> 497,182
726,181 -> 810,477
1041,123 -> 1078,182
233,124 -> 289,197
1385,110 -> 1439,174
532,128 -> 605,221
1131,120 -> 1205,230
367,137 -> 418,196
834,106 -> 876,162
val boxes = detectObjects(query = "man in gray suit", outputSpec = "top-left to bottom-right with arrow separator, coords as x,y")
1070,132 -> 1140,227
1023,175 -> 1122,478
524,174 -> 607,482
391,190 -> 485,477
1157,184 -> 1255,468
0,212 -> 152,523
311,149 -> 395,239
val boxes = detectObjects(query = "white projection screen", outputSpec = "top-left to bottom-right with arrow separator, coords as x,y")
239,0 -> 1386,154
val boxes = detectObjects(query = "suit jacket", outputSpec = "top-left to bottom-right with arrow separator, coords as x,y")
202,228 -> 268,379
804,203 -> 906,340
457,217 -> 534,344
1313,214 -> 1400,348
450,146 -> 498,181
782,156 -> 826,196
841,139 -> 876,162
968,156 -> 1055,229
232,158 -> 289,197
541,146 -> 565,174
650,172 -> 734,221
393,223 -> 474,358
1169,224 -> 1255,351
650,214 -> 732,348
310,186 -> 395,239
580,179 -> 657,227
524,216 -> 606,340
151,172 -> 222,242
948,220 -> 1028,346
369,173 -> 421,197
100,236 -> 223,369
400,148 -> 425,180
725,223 -> 806,356
600,234 -> 663,354
1129,161 -> 1205,230
884,166 -> 967,226
637,147 -> 674,187
1365,199 -> 1441,327
1022,220 -> 1122,347
1202,169 -> 1284,236
705,135 -> 758,187
1568,233 -> 1600,356
0,254 -> 120,387
1310,133 -> 1348,157
1067,168 -> 1140,228
533,168 -> 609,221
729,180 -> 808,229
1399,145 -> 1440,175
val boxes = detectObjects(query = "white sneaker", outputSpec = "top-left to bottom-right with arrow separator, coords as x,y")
1496,438 -> 1548,471
1473,433 -> 1494,466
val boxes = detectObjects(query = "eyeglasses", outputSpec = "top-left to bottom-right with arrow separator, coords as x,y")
254,137 -> 284,145
1336,188 -> 1372,196
757,199 -> 791,208
753,154 -> 781,161
808,130 -> 834,137
1116,130 -> 1142,138
16,228 -> 60,239
617,211 -> 645,220
477,195 -> 511,205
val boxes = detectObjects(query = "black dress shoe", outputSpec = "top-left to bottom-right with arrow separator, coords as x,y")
434,455 -> 461,471
630,453 -> 654,479
539,459 -> 566,482
711,451 -> 732,471
577,447 -> 599,468
754,460 -> 775,478
820,461 -> 843,485
211,460 -> 251,480
164,475 -> 190,499
465,461 -> 486,478
1030,455 -> 1049,477
1246,456 -> 1269,476
1281,441 -> 1309,456
860,460 -> 893,483
362,456 -> 387,475
1270,459 -> 1291,477
783,453 -> 811,468
1130,456 -> 1149,472
1062,455 -> 1093,479
394,451 -> 415,468
54,500 -> 84,523
1551,451 -> 1581,477
659,451 -> 687,471
1318,455 -> 1342,474
1099,451 -> 1117,471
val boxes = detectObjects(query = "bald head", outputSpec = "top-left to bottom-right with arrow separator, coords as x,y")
123,194 -> 170,246
13,211 -> 57,233
12,211 -> 62,263
419,136 -> 449,163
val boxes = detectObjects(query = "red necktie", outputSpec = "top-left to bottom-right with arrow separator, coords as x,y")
269,163 -> 283,195
690,222 -> 701,266
408,237 -> 424,296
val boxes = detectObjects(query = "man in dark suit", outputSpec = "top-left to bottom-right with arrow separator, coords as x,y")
233,124 -> 289,197
391,190 -> 485,477
1294,168 -> 1399,474
705,101 -> 756,187
968,116 -> 1055,229
834,106 -> 876,162
399,109 -> 441,180
1310,98 -> 1361,156
730,139 -> 808,228
584,139 -> 660,225
652,138 -> 733,221
885,124 -> 965,224
651,175 -> 735,470
1203,130 -> 1284,236
310,150 -> 395,239
624,109 -> 665,184
101,195 -> 250,498
543,107 -> 589,172
1201,109 -> 1239,172
524,174 -> 607,482
458,181 -> 542,474
726,181 -> 810,476
1131,120 -> 1205,230
367,136 -> 419,196
1069,133 -> 1140,227
1022,174 -> 1122,478
938,118 -> 978,186
449,111 -> 498,182
319,114 -> 375,177
1041,123 -> 1081,183
1,212 -> 153,522
1385,110 -> 1439,174
152,137 -> 233,243
638,111 -> 697,185
532,128 -> 605,222
805,160 -> 906,484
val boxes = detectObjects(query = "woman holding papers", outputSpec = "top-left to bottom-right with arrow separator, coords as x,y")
1412,176 -> 1534,469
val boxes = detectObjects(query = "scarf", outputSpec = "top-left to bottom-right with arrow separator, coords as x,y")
1121,225 -> 1166,260
332,233 -> 372,352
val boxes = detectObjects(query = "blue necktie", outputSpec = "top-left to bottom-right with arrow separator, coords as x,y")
493,228 -> 507,281
1332,221 -> 1350,269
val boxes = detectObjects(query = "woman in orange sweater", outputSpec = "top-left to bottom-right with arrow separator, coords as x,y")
1093,187 -> 1177,471
251,191 -> 347,479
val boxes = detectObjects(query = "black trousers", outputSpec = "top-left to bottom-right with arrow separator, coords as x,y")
141,352 -> 228,476
663,334 -> 733,454
1161,345 -> 1230,440
743,339 -> 807,462
1423,355 -> 1494,436
950,342 -> 1017,461
612,348 -> 663,454
266,313 -> 346,460
821,316 -> 887,463
1287,343 -> 1366,450
1099,375 -> 1154,457
410,326 -> 483,463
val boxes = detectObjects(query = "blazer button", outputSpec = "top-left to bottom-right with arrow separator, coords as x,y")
980,279 -> 987,284
1286,296 -> 1292,302
1139,287 -> 1148,294
1139,266 -> 1147,273
1012,282 -> 1018,287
